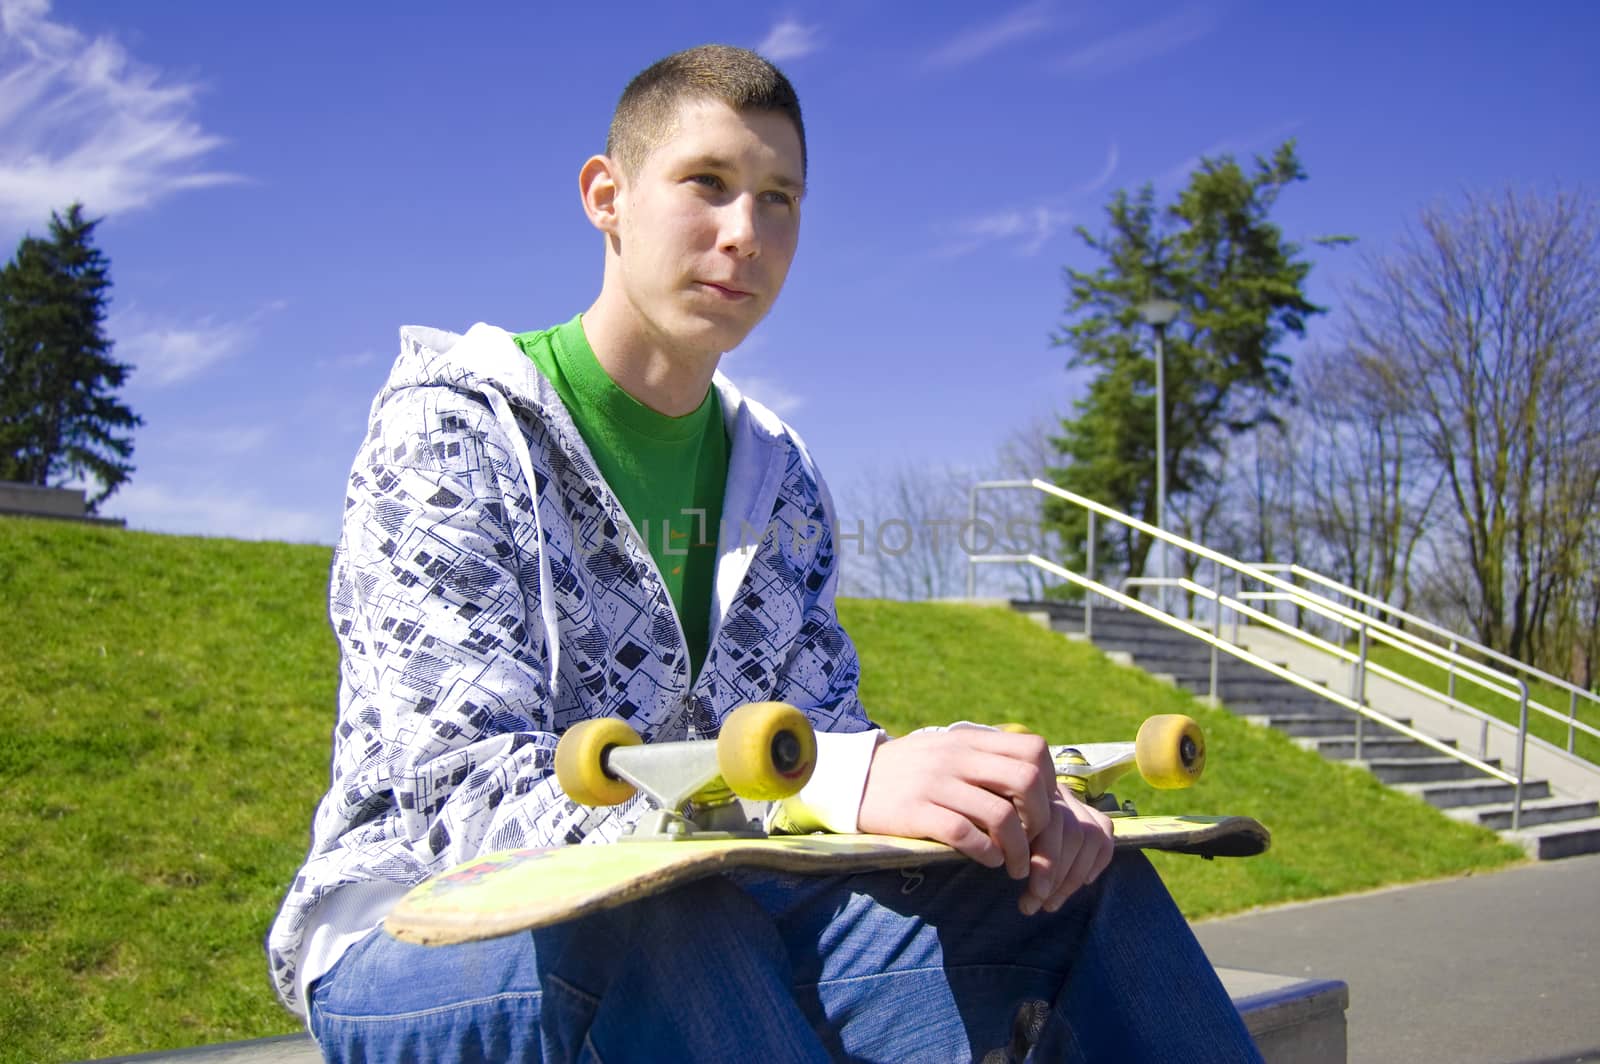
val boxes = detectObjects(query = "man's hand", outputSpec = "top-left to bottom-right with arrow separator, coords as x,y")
1021,781 -> 1116,914
856,729 -> 1115,915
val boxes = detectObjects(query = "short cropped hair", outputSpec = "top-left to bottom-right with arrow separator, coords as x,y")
607,44 -> 807,180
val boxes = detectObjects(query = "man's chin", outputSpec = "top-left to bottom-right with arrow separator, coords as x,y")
676,309 -> 762,356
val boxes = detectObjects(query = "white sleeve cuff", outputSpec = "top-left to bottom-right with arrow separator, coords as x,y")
769,728 -> 887,834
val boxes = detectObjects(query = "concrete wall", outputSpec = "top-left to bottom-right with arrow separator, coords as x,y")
0,481 -> 87,517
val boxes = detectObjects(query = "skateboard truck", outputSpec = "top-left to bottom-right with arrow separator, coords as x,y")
555,702 -> 818,842
1036,715 -> 1207,815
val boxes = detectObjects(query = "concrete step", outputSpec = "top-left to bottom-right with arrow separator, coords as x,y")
1305,735 -> 1458,760
1168,672 -> 1330,693
86,969 -> 1351,1064
1082,624 -> 1213,647
1252,714 -> 1412,738
1225,698 -> 1352,720
1049,615 -> 1181,640
1364,757 -> 1501,784
1141,664 -> 1308,692
1506,817 -> 1600,860
1113,649 -> 1269,674
1397,777 -> 1552,809
1445,796 -> 1600,831
1213,675 -> 1336,698
1220,968 -> 1350,1064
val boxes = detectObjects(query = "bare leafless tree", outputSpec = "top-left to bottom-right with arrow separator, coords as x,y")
1293,346 -> 1443,612
836,418 -> 1069,602
837,461 -> 974,601
1342,187 -> 1600,663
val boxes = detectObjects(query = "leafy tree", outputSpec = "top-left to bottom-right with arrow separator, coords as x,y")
1046,142 -> 1337,586
0,204 -> 140,511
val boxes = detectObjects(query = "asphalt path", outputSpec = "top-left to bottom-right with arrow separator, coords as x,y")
1193,853 -> 1600,1064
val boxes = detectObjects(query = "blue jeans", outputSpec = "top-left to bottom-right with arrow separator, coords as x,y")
308,851 -> 1261,1062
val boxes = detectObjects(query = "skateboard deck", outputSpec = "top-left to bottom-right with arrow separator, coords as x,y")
385,813 -> 1270,946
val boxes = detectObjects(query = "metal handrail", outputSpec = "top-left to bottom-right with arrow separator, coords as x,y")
971,552 -> 1518,784
1249,563 -> 1599,755
1235,589 -> 1600,750
966,478 -> 1534,829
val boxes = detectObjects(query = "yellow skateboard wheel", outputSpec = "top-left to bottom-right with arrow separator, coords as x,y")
996,722 -> 1033,734
717,702 -> 818,800
555,718 -> 642,806
1135,714 -> 1206,789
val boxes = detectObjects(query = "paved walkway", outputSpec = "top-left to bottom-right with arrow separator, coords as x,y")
1194,853 -> 1600,1064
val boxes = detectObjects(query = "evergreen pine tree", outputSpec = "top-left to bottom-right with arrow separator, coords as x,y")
0,204 -> 141,511
1046,142 -> 1341,582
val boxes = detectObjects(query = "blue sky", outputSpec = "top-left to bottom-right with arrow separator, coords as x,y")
3,0 -> 1597,545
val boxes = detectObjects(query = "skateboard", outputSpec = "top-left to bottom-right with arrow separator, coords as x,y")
385,704 -> 1269,947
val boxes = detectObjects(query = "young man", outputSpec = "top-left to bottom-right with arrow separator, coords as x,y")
268,45 -> 1262,1062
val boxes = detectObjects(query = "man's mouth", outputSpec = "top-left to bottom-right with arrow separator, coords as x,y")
698,281 -> 754,300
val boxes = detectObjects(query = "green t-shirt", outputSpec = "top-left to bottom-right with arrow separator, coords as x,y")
513,316 -> 727,677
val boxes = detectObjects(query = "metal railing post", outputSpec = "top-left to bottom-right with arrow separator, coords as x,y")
1231,569 -> 1242,645
1209,563 -> 1223,703
1569,689 -> 1579,754
1447,639 -> 1459,702
965,485 -> 979,600
1514,682 -> 1529,830
1352,623 -> 1369,761
1084,511 -> 1097,640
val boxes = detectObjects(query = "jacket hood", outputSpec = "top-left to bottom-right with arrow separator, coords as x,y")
387,322 -> 792,457
381,322 -> 813,678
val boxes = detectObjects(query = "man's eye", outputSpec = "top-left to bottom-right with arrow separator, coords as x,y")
691,174 -> 724,191
762,191 -> 796,208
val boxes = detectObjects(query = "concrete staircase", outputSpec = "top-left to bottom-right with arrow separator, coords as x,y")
1015,600 -> 1600,860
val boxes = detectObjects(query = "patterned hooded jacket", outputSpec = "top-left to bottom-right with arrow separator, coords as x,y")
266,323 -> 878,1015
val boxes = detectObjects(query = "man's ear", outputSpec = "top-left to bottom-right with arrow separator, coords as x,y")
580,155 -> 623,235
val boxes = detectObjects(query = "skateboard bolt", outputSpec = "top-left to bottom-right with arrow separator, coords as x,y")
1180,736 -> 1199,767
771,731 -> 802,773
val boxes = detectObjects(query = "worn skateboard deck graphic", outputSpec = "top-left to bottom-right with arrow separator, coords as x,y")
385,814 -> 1269,946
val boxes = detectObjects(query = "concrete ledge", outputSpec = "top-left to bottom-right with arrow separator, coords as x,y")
0,481 -> 125,526
85,968 -> 1347,1063
87,1035 -> 320,1063
1219,967 -> 1350,1064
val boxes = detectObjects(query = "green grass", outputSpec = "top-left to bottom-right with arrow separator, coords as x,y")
1361,643 -> 1600,765
0,518 -> 336,1062
845,600 -> 1523,918
1,517 -> 1524,1061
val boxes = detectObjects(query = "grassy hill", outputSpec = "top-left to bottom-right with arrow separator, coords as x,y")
0,517 -> 1524,1061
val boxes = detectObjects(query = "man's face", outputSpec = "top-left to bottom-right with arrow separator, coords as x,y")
611,99 -> 805,357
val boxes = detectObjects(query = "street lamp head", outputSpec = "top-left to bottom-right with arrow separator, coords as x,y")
1136,298 -> 1182,328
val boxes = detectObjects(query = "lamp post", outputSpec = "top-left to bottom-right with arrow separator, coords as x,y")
1136,298 -> 1181,614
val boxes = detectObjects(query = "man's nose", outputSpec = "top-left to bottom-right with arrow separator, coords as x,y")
719,195 -> 759,257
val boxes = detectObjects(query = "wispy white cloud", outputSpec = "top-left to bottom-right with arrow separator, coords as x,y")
1054,7 -> 1216,79
112,481 -> 333,544
924,1 -> 1059,70
939,203 -> 1074,258
757,18 -> 822,62
165,425 -> 274,457
734,375 -> 805,419
1075,143 -> 1120,195
112,300 -> 284,387
0,0 -> 240,232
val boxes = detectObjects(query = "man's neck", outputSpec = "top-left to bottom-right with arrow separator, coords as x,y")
580,295 -> 721,418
